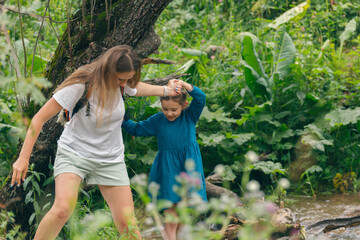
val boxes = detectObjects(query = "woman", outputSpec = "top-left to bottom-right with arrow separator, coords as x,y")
11,45 -> 180,240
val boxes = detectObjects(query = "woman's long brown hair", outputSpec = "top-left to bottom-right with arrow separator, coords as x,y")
54,45 -> 142,126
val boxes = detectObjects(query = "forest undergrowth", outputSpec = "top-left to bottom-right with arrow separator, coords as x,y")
0,0 -> 359,239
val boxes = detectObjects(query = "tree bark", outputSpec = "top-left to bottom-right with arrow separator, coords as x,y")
0,0 -> 172,233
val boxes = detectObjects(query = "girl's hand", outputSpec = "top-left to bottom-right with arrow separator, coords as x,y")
11,157 -> 29,187
166,79 -> 182,96
172,79 -> 193,92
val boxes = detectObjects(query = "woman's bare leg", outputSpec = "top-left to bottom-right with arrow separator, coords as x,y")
99,185 -> 141,239
34,173 -> 81,240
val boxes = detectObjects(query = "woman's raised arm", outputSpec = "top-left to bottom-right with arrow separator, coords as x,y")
135,79 -> 181,97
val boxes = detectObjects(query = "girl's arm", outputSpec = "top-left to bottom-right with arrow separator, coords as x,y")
122,114 -> 158,137
135,79 -> 180,97
179,81 -> 206,122
11,98 -> 63,186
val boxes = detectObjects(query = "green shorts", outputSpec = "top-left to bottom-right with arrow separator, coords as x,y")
54,147 -> 130,186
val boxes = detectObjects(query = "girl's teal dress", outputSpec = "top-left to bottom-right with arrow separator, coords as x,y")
122,86 -> 207,204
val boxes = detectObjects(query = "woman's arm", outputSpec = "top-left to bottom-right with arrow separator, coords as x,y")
11,98 -> 63,186
135,79 -> 180,97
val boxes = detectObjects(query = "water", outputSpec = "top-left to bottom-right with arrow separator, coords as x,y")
288,193 -> 360,240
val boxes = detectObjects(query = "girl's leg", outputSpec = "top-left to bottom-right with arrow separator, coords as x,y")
98,185 -> 141,239
164,206 -> 179,240
34,173 -> 81,240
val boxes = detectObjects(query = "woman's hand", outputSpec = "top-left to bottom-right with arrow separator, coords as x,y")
11,157 -> 29,187
168,79 -> 193,93
166,79 -> 187,96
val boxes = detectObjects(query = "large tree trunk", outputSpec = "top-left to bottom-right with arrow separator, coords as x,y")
0,0 -> 172,233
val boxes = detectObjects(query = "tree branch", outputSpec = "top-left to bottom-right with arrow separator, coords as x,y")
143,73 -> 190,86
30,0 -> 50,76
3,6 -> 81,23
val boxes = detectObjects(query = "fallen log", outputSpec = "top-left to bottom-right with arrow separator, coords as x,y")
205,174 -> 242,206
306,215 -> 360,233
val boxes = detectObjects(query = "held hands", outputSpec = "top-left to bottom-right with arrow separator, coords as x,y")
166,79 -> 192,96
11,157 -> 29,187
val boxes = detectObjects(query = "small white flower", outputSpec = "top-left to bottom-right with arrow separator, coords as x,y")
130,173 -> 147,187
246,180 -> 260,192
144,217 -> 154,226
177,224 -> 192,239
146,203 -> 155,212
177,201 -> 187,209
188,193 -> 204,208
185,158 -> 196,171
245,151 -> 259,163
219,194 -> 237,210
214,164 -> 225,176
81,213 -> 95,224
148,182 -> 160,196
278,178 -> 290,189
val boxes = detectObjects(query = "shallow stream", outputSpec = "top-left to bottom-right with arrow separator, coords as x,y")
288,193 -> 360,239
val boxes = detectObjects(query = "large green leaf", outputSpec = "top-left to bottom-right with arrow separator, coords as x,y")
238,32 -> 259,44
16,76 -> 52,105
255,113 -> 281,127
236,101 -> 272,126
300,133 -> 333,152
248,161 -> 286,175
198,133 -> 225,147
226,132 -> 255,146
179,59 -> 196,73
272,124 -> 295,142
242,36 -> 267,79
339,18 -> 357,56
241,36 -> 271,99
0,123 -> 22,146
181,48 -> 207,57
325,107 -> 360,127
296,122 -> 334,151
273,30 -> 296,79
200,107 -> 237,123
268,1 -> 310,29
316,39 -> 331,61
27,54 -> 49,74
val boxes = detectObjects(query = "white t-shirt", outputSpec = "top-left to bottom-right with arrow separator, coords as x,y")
53,83 -> 137,163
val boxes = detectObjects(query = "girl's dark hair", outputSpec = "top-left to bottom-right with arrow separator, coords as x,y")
160,88 -> 187,105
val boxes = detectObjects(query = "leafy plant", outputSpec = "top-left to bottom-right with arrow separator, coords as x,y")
0,210 -> 27,240
23,164 -> 51,231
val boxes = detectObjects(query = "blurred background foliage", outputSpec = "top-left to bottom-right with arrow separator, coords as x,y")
131,0 -> 360,197
1,0 -> 360,237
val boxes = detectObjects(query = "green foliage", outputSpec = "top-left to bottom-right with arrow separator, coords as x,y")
0,210 -> 27,239
241,35 -> 271,100
149,0 -> 360,196
339,18 -> 357,57
61,210 -> 114,240
267,1 -> 310,29
1,0 -> 360,237
22,164 -> 52,233
325,107 -> 360,127
131,165 -> 282,240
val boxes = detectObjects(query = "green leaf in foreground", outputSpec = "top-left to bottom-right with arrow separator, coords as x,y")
325,107 -> 360,127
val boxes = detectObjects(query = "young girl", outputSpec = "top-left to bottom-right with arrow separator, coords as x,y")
10,45 -> 181,240
122,80 -> 207,240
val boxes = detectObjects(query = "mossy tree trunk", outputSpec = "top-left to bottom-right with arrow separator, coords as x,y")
0,0 -> 172,234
